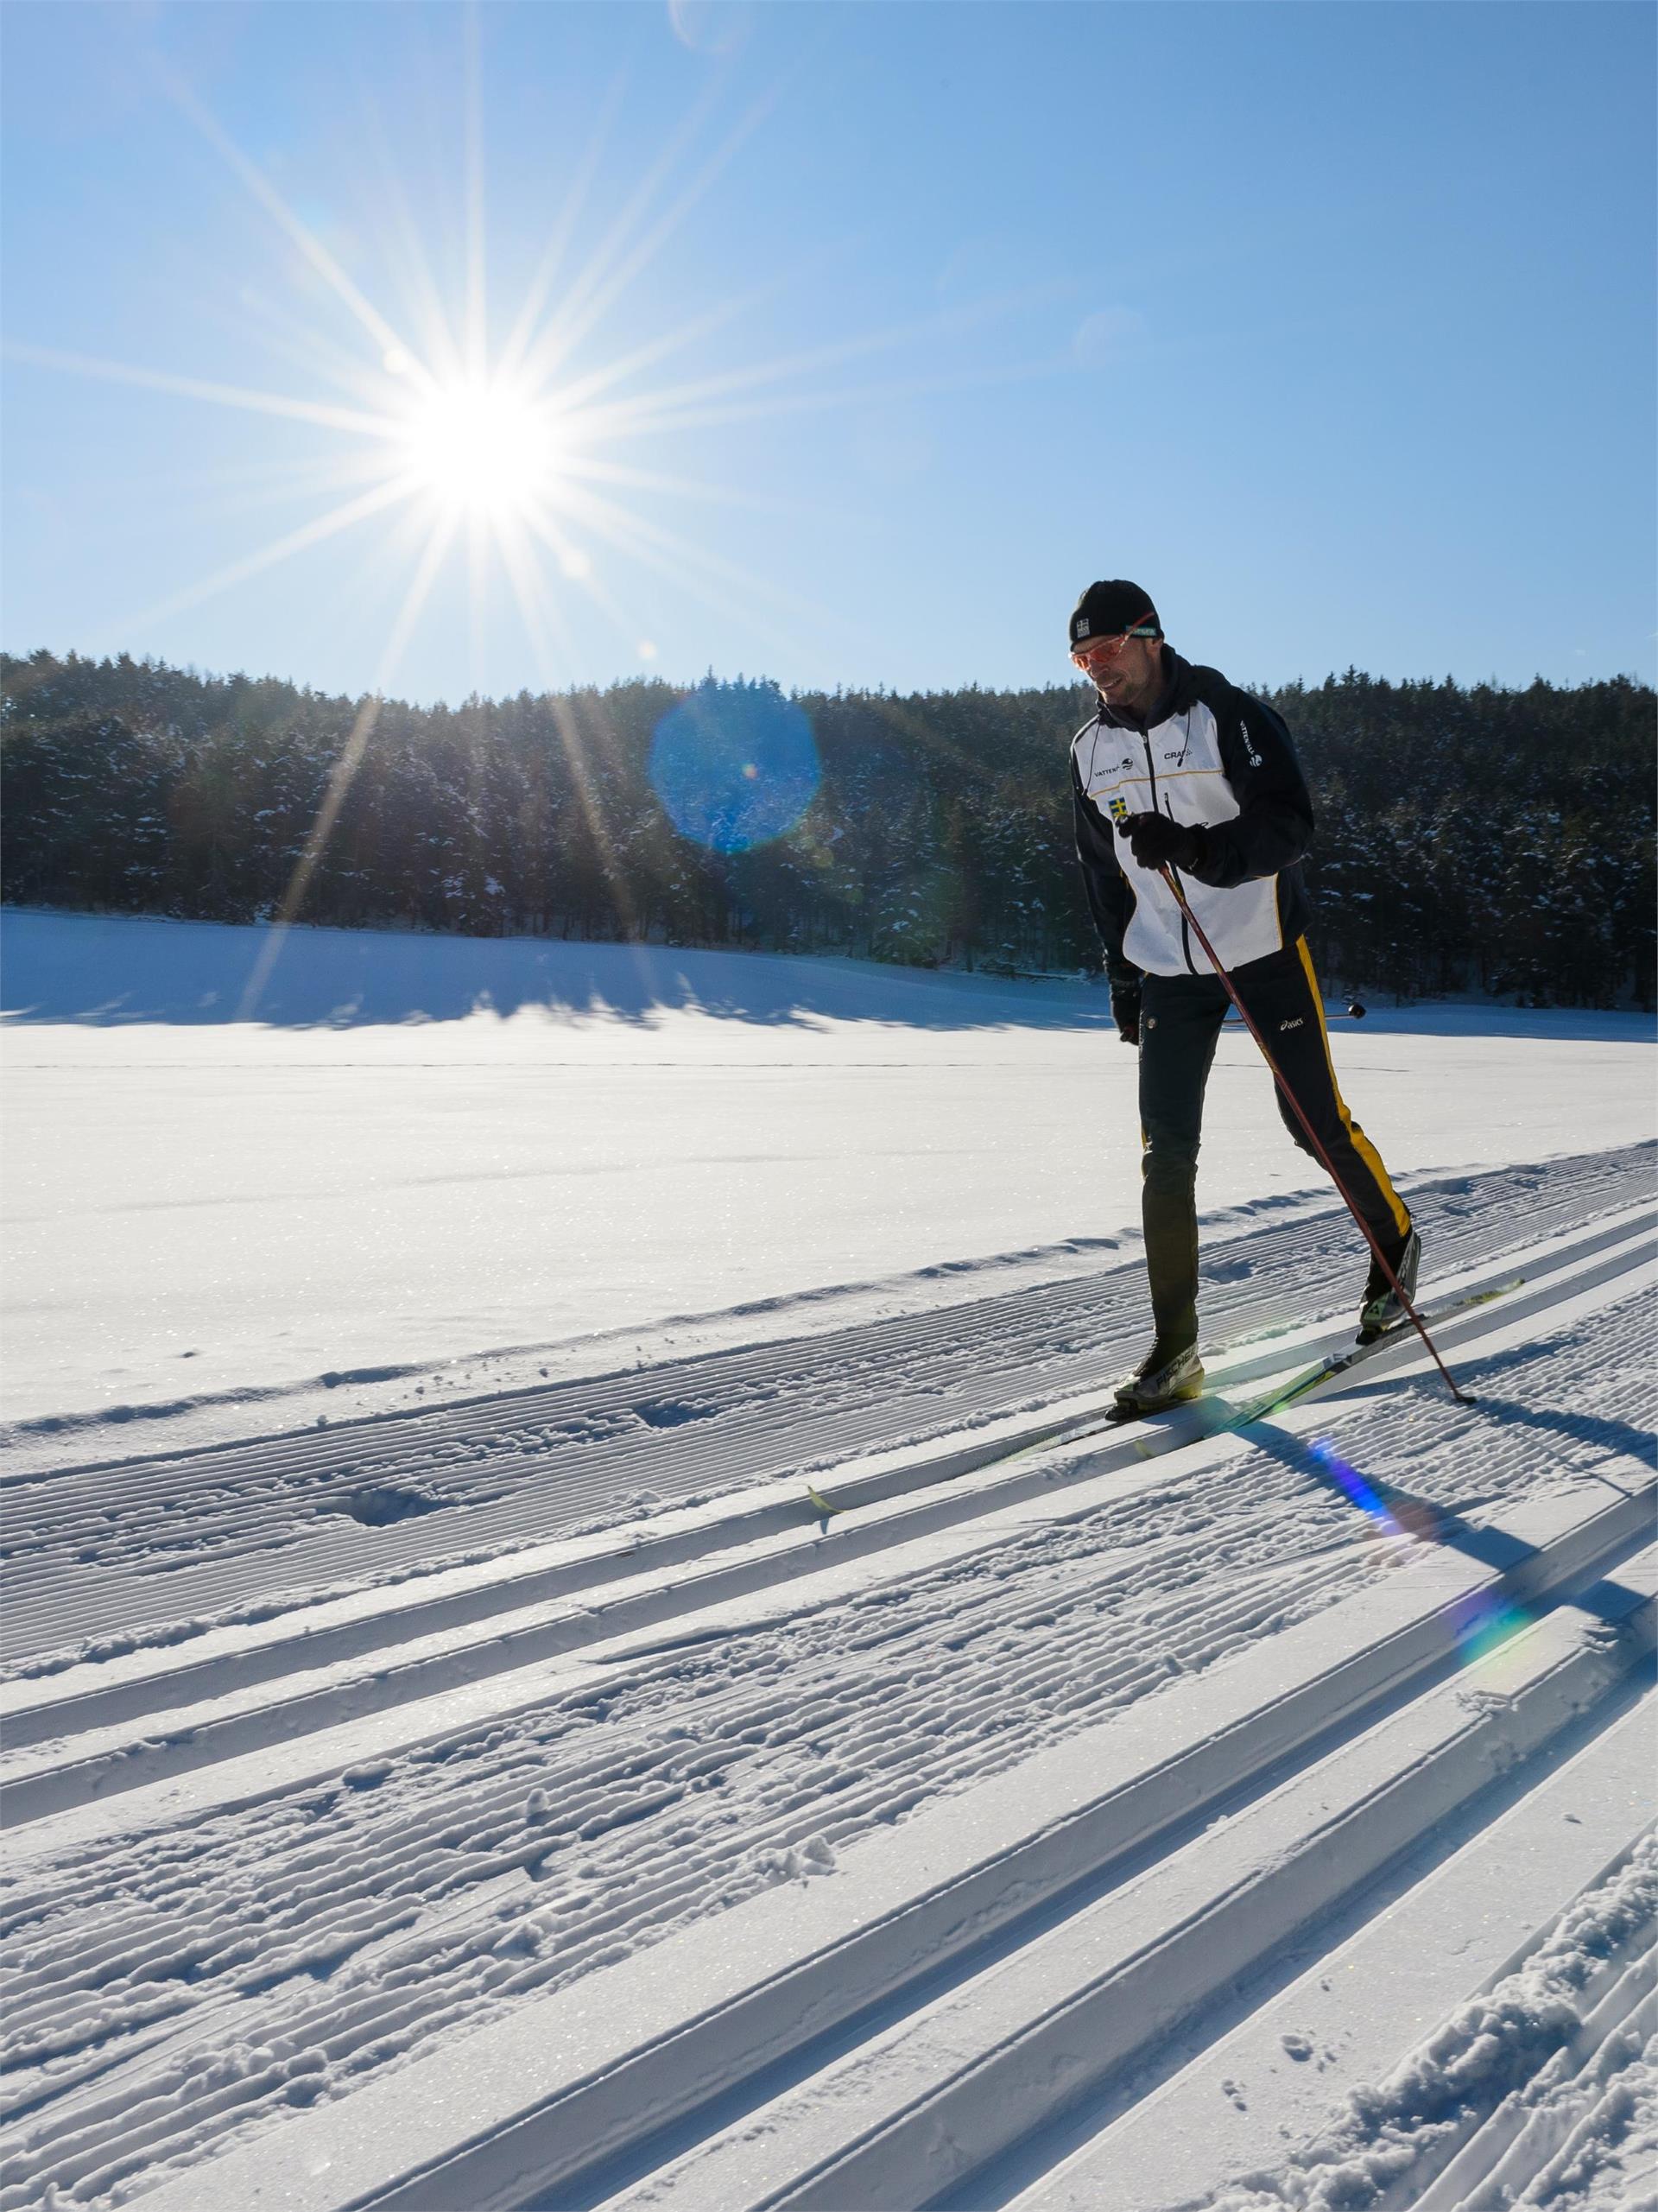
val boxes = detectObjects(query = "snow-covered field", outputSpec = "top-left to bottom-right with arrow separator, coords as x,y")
2,908 -> 1655,2212
3,910 -> 1652,1449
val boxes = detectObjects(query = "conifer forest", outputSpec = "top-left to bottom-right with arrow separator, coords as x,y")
2,649 -> 1652,1009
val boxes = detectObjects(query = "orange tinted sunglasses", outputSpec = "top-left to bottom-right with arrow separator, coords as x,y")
1070,615 -> 1158,672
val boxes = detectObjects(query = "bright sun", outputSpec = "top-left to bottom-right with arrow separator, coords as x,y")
398,379 -> 563,517
47,52 -> 952,693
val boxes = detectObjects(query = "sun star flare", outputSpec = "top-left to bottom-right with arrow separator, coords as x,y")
396,378 -> 566,518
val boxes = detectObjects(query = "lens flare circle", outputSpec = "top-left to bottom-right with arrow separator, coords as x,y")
398,378 -> 563,517
650,681 -> 820,854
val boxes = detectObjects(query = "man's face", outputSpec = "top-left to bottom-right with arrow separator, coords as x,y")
1096,631 -> 1160,705
1073,628 -> 1162,708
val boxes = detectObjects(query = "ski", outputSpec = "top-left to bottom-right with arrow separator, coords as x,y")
802,1276 -> 1525,1525
1117,1272 -> 1526,1459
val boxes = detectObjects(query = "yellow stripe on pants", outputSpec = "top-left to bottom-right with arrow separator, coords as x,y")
1293,936 -> 1412,1240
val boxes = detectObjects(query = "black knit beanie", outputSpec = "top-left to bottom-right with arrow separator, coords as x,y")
1069,580 -> 1162,648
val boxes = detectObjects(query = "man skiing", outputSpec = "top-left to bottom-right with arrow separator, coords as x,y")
1067,579 -> 1418,1416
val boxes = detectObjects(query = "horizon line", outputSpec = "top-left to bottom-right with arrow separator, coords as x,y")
3,642 -> 1652,719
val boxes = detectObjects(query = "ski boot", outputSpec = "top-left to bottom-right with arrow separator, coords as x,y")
1110,1338 -> 1204,1420
1357,1227 -> 1421,1344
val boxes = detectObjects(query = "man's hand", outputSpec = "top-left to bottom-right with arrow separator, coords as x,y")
1117,811 -> 1203,874
1110,980 -> 1142,1046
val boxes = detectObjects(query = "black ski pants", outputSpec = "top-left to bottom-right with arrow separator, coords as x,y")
1138,937 -> 1411,1349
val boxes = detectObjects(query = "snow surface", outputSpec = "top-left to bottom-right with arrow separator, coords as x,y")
3,908 -> 1653,1442
0,908 -> 1654,2212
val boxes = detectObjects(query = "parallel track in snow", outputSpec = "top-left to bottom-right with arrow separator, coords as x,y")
1,1207 -> 1649,1823
1,1144 -> 1649,1678
1,1152 -> 1654,2212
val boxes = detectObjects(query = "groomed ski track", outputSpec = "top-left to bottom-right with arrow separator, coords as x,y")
2,1144 -> 1654,2211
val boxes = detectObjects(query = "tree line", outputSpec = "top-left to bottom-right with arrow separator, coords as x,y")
2,648 -> 1652,1007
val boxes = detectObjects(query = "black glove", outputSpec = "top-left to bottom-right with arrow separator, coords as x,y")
1117,811 -> 1203,874
1110,980 -> 1142,1047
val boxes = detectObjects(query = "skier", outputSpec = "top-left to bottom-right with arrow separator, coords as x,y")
1067,580 -> 1418,1416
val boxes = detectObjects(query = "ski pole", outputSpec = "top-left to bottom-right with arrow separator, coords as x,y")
1154,863 -> 1474,1407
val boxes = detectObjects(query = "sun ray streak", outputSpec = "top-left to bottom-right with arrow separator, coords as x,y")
120,472 -> 421,634
547,276 -> 785,416
12,438 -> 395,529
577,353 -> 1072,445
98,447 -> 385,505
858,693 -> 995,782
544,485 -> 819,666
161,65 -> 435,394
560,283 -> 1075,441
85,450 -> 401,541
236,512 -> 460,1022
511,71 -> 726,394
468,508 -> 489,694
364,95 -> 465,386
510,506 -> 638,637
494,525 -> 645,949
231,691 -> 385,1024
497,70 -> 630,385
463,4 -> 487,383
1,342 -> 398,440
214,276 -> 410,415
375,510 -> 463,686
557,451 -> 851,522
553,477 -> 856,637
524,76 -> 788,390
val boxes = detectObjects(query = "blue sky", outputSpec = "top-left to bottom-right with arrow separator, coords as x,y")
3,1 -> 1653,706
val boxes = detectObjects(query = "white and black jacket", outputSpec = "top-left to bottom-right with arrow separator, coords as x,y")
1071,650 -> 1314,984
